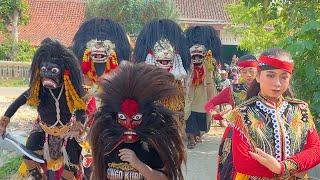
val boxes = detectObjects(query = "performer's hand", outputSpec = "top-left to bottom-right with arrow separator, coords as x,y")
249,148 -> 281,174
0,116 -> 10,137
119,148 -> 142,168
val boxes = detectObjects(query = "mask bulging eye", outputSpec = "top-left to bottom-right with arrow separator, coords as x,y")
41,66 -> 47,72
132,114 -> 142,121
118,113 -> 126,120
51,67 -> 60,74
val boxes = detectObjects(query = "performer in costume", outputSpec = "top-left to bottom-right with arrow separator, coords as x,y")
226,48 -> 320,179
205,54 -> 258,180
133,19 -> 189,128
0,38 -> 87,179
184,25 -> 221,149
90,62 -> 186,180
72,18 -> 131,175
72,17 -> 131,86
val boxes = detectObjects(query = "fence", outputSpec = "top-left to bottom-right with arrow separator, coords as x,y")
0,60 -> 30,79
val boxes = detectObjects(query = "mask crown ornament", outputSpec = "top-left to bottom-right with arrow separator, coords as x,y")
190,44 -> 207,66
86,39 -> 116,63
153,38 -> 174,70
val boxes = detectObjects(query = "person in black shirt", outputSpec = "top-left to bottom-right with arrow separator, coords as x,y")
90,62 -> 186,180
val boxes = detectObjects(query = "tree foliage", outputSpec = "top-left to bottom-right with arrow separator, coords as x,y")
0,0 -> 30,61
0,37 -> 36,62
0,0 -> 29,33
226,0 -> 320,128
85,0 -> 180,35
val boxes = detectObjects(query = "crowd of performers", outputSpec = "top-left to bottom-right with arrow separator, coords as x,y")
0,17 -> 319,180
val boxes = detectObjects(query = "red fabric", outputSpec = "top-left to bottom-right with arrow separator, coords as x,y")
286,128 -> 320,173
237,61 -> 258,69
217,127 -> 232,180
86,97 -> 97,116
258,56 -> 294,73
204,87 -> 234,113
147,49 -> 154,55
81,61 -> 91,74
55,166 -> 64,180
64,69 -> 71,76
192,65 -> 205,85
212,113 -> 224,120
120,99 -> 139,117
232,129 -> 275,177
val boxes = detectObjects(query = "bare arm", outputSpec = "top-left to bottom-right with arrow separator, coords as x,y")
134,162 -> 168,180
119,148 -> 168,180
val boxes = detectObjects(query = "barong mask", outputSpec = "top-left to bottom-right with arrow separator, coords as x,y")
40,59 -> 63,89
72,18 -> 131,83
145,38 -> 187,79
185,26 -> 222,86
86,39 -> 117,77
117,99 -> 143,143
27,38 -> 86,112
90,62 -> 186,180
190,44 -> 206,68
134,19 -> 190,80
153,39 -> 174,70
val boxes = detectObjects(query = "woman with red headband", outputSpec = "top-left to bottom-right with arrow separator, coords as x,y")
205,54 -> 258,180
226,48 -> 320,179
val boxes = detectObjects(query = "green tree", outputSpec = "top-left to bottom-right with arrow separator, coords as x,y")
85,0 -> 179,35
0,0 -> 29,60
226,0 -> 320,128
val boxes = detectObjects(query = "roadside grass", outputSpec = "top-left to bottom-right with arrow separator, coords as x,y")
0,79 -> 28,87
0,156 -> 22,179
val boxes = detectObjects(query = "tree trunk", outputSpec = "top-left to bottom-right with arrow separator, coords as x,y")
10,9 -> 19,61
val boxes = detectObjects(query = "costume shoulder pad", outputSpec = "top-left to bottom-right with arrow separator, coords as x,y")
285,97 -> 306,105
238,96 -> 259,108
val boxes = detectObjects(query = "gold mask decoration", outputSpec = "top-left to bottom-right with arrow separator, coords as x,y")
153,38 -> 174,70
86,39 -> 116,63
190,44 -> 207,67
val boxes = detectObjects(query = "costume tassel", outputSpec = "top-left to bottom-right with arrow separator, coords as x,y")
43,133 -> 51,161
26,70 -> 40,106
159,81 -> 184,111
171,54 -> 187,80
61,140 -> 70,166
205,50 -> 215,72
64,70 -> 86,112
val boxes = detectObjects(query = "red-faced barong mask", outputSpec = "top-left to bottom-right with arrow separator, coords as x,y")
117,99 -> 143,143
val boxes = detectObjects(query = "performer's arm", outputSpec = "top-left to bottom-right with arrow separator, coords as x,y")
134,163 -> 168,180
1,90 -> 29,136
232,128 -> 275,178
119,149 -> 168,180
280,128 -> 320,176
4,90 -> 29,118
204,86 -> 234,120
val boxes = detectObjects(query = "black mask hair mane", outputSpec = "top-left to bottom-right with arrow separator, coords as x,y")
90,62 -> 186,180
185,25 -> 222,63
72,18 -> 131,62
134,18 -> 190,70
30,37 -> 84,97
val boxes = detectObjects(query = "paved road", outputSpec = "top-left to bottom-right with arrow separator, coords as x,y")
0,87 -> 27,96
184,127 -> 222,180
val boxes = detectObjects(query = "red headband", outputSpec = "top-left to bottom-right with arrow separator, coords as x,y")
258,55 -> 294,73
237,60 -> 258,69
